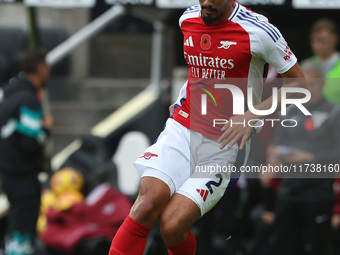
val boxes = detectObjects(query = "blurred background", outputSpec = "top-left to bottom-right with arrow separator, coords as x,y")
0,0 -> 339,254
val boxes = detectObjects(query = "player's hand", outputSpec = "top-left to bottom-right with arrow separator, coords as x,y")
169,104 -> 175,116
217,112 -> 254,150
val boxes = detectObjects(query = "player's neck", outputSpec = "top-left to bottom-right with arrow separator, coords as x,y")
216,1 -> 236,24
223,1 -> 236,22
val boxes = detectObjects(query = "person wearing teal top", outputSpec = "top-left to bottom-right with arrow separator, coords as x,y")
308,18 -> 340,104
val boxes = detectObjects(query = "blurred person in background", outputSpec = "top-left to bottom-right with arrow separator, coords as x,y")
265,60 -> 340,255
308,18 -> 340,105
0,48 -> 53,255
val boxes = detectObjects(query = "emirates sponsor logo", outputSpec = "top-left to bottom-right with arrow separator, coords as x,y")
184,52 -> 234,70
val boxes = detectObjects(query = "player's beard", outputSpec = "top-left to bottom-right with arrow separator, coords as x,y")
201,7 -> 219,25
202,15 -> 215,25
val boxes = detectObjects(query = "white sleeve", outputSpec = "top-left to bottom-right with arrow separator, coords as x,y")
174,80 -> 188,106
179,5 -> 201,28
265,36 -> 297,74
252,24 -> 297,74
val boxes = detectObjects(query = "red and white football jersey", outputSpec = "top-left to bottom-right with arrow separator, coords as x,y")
172,3 -> 297,138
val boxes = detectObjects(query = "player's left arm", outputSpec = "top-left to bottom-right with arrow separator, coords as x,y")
218,63 -> 307,150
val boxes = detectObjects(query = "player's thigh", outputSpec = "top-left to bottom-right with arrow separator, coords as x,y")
134,118 -> 191,195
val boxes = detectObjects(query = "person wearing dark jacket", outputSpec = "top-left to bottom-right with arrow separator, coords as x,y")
0,49 -> 53,255
265,60 -> 340,255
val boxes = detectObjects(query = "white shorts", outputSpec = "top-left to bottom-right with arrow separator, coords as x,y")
134,118 -> 250,216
